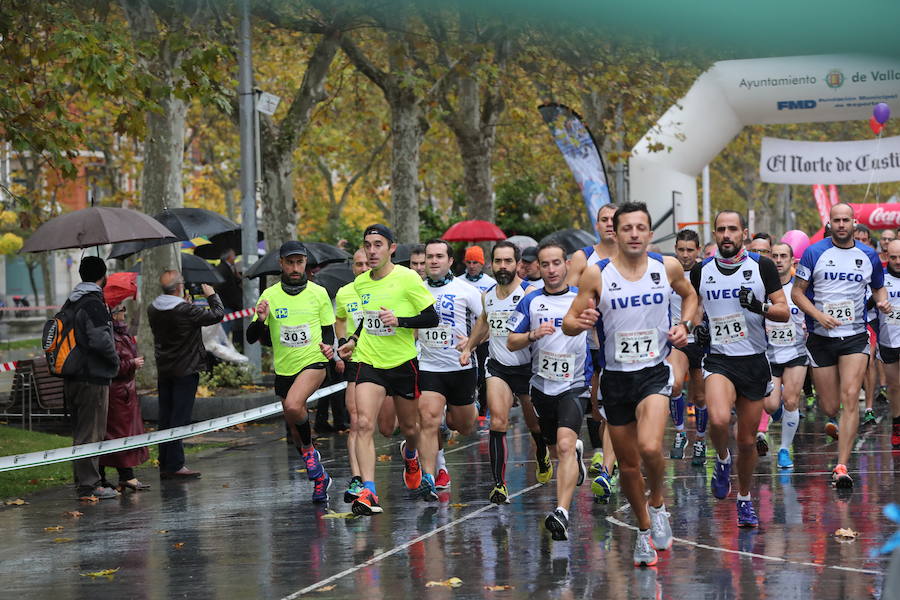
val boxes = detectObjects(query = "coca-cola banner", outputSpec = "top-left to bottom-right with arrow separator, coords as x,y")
852,203 -> 900,230
760,135 -> 900,185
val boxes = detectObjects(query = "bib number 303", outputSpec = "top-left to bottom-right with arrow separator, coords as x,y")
280,324 -> 311,348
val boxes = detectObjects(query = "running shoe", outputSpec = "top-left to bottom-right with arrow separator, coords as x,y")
862,409 -> 877,429
691,439 -> 707,466
711,458 -> 732,499
351,488 -> 383,515
670,431 -> 688,459
633,529 -> 658,567
399,441 -> 423,490
435,468 -> 451,490
755,432 -> 769,457
737,499 -> 759,528
648,504 -> 673,550
876,385 -> 888,404
489,483 -> 511,505
301,447 -> 324,480
824,418 -> 839,441
805,393 -> 816,409
536,446 -> 553,484
344,476 -> 364,503
544,509 -> 569,541
575,439 -> 586,486
419,473 -> 438,502
588,450 -> 604,475
312,473 -> 332,503
591,466 -> 613,503
832,464 -> 853,489
777,448 -> 794,469
892,423 -> 900,449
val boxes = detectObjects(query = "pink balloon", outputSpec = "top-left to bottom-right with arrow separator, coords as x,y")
781,230 -> 810,260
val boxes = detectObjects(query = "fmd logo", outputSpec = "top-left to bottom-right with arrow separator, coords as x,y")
777,100 -> 817,110
826,69 -> 845,88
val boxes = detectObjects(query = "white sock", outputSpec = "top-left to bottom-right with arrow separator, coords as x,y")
649,503 -> 666,513
436,449 -> 447,472
556,506 -> 569,520
675,424 -> 685,432
717,449 -> 732,464
780,409 -> 800,451
737,493 -> 751,502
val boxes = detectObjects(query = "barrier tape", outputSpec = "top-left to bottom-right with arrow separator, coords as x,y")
0,362 -> 17,372
0,305 -> 60,312
0,381 -> 348,472
222,307 -> 256,322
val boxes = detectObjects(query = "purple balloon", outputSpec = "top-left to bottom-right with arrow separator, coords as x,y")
873,103 -> 891,125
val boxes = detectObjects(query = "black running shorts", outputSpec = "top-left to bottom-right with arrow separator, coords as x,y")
529,386 -> 587,446
356,359 -> 420,400
878,344 -> 900,365
673,342 -> 704,370
770,354 -> 808,378
420,369 -> 477,406
702,353 -> 772,401
484,358 -> 532,396
806,332 -> 870,368
274,362 -> 327,399
599,362 -> 674,426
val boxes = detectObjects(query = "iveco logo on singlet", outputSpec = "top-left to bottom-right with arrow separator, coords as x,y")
706,288 -> 751,300
823,272 -> 864,282
610,293 -> 666,309
538,316 -> 564,326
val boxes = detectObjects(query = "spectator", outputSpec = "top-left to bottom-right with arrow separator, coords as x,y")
214,249 -> 243,336
148,271 -> 225,479
99,298 -> 150,492
65,256 -> 120,500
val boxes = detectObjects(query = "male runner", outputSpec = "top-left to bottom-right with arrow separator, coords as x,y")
564,202 -> 697,567
692,210 -> 790,526
876,239 -> 900,448
507,242 -> 591,541
416,239 -> 483,500
329,224 -> 439,515
462,246 -> 497,293
763,242 -> 808,469
792,203 -> 890,489
246,241 -> 336,502
518,247 -> 545,289
668,229 -> 708,464
409,244 -> 427,279
459,241 -> 550,504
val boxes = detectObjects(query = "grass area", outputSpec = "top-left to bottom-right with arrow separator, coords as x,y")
4,337 -> 41,351
0,425 -> 230,500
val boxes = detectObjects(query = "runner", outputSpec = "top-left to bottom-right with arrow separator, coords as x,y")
564,201 -> 698,567
692,210 -> 790,526
763,242 -> 808,469
246,241 -> 336,503
507,241 -> 591,540
409,244 -> 427,279
416,239 -> 483,500
517,246 -> 545,289
458,241 -> 550,504
329,224 -> 439,515
461,245 -> 497,293
667,228 -> 708,464
876,239 -> 900,448
792,203 -> 890,490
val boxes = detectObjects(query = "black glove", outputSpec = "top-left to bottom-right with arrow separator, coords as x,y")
738,287 -> 764,314
694,323 -> 711,347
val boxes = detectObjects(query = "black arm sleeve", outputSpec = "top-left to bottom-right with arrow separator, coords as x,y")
759,257 -> 783,297
396,304 -> 440,329
246,319 -> 266,344
690,263 -> 702,294
321,325 -> 334,345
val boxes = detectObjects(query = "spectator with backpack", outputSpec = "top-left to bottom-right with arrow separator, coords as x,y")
61,256 -> 120,500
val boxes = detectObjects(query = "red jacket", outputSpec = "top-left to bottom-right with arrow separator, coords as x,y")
99,322 -> 148,468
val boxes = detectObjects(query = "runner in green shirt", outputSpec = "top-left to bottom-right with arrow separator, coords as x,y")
325,224 -> 439,515
247,241 -> 336,503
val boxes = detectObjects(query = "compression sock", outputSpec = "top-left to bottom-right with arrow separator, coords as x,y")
669,394 -> 685,430
780,409 -> 800,451
586,417 -> 602,449
696,407 -> 708,438
489,430 -> 507,485
297,417 -> 313,448
531,430 -> 548,459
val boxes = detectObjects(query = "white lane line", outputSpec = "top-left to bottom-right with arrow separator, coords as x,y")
282,482 -> 545,598
605,515 -> 882,576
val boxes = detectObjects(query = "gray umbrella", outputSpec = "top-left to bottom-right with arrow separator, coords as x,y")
540,228 -> 597,254
22,207 -> 177,252
108,207 -> 239,259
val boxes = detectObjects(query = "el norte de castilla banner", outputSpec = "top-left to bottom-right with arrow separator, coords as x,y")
759,135 -> 900,184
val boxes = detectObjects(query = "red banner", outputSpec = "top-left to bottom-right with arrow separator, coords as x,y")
851,203 -> 900,230
812,185 -> 830,226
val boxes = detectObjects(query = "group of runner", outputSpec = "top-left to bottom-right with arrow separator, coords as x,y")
246,200 -> 899,569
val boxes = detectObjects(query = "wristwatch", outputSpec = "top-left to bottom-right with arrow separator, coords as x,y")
681,320 -> 695,334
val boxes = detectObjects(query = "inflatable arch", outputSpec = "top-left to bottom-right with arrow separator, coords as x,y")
629,54 -> 900,246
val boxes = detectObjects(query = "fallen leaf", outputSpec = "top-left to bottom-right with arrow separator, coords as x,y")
44,526 -> 64,532
222,484 -> 230,488
449,503 -> 468,508
151,459 -> 160,467
377,454 -> 392,462
173,542 -> 185,549
445,438 -> 459,446
79,496 -> 99,504
426,577 -> 463,588
156,530 -> 169,534
322,511 -> 358,519
80,568 -> 119,580
27,479 -> 39,485
835,528 -> 859,539
485,585 -> 515,591
63,511 -> 83,519
317,585 -> 336,592
4,498 -> 28,506
316,437 -> 330,442
52,537 -> 74,543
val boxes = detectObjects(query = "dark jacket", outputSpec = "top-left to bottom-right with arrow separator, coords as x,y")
214,261 -> 243,310
67,283 -> 119,385
147,293 -> 225,378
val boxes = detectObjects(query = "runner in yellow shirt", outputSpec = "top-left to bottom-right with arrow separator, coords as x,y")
246,241 -> 336,503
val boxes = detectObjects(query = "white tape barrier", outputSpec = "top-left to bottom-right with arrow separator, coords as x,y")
0,381 -> 348,473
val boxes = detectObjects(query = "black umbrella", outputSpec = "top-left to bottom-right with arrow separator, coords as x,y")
391,243 -> 420,264
108,208 -> 239,259
304,242 -> 350,267
22,207 -> 177,252
540,228 -> 597,255
193,229 -> 264,260
312,262 -> 355,298
243,249 -> 280,279
128,253 -> 225,285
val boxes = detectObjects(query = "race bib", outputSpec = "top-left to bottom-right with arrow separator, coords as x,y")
538,350 -> 574,381
823,300 -> 854,325
280,324 -> 311,348
614,329 -> 660,363
350,310 -> 364,330
885,305 -> 900,327
488,311 -> 512,338
766,322 -> 796,347
421,324 -> 452,348
363,310 -> 393,336
710,313 -> 748,345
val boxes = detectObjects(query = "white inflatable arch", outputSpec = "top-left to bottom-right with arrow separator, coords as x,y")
629,54 -> 900,246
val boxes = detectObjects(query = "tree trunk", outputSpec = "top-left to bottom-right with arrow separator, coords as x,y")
457,132 -> 494,221
388,93 -> 425,243
38,252 -> 54,314
259,147 -> 295,251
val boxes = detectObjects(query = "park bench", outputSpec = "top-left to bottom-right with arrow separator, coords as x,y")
1,357 -> 66,429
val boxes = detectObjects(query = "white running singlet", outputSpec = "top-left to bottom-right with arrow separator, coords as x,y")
462,272 -> 497,294
766,277 -> 807,364
418,276 -> 483,372
670,269 -> 696,344
875,270 -> 900,349
484,283 -> 532,367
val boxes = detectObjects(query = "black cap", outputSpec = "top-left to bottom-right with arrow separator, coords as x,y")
521,246 -> 538,262
279,241 -> 307,258
79,256 -> 107,282
363,224 -> 394,243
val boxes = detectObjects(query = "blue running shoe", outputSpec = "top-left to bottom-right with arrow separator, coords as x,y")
591,466 -> 613,502
420,473 -> 438,502
312,472 -> 332,503
302,447 -> 324,480
737,499 -> 759,527
711,459 -> 732,499
777,448 -> 793,469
